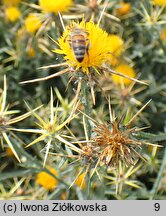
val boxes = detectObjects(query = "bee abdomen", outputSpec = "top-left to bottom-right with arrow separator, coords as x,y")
72,40 -> 86,62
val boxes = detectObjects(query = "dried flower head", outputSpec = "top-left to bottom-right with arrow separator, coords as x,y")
93,121 -> 140,167
36,167 -> 58,191
89,100 -> 159,169
39,0 -> 73,14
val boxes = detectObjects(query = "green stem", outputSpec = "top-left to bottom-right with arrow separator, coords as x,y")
81,80 -> 92,199
81,80 -> 92,139
86,168 -> 91,199
149,147 -> 166,200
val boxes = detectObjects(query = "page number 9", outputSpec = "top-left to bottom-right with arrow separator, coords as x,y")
154,203 -> 160,211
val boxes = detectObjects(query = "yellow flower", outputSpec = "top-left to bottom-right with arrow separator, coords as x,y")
112,64 -> 136,85
3,0 -> 21,6
36,167 -> 58,191
5,6 -> 21,22
107,34 -> 124,66
116,2 -> 131,16
27,46 -> 36,58
153,0 -> 166,6
54,20 -> 121,73
39,0 -> 72,13
160,28 -> 166,40
6,147 -> 14,156
75,172 -> 86,190
25,13 -> 42,34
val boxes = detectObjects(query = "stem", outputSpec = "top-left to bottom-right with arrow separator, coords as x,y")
81,80 -> 92,199
81,80 -> 92,139
149,146 -> 166,199
86,168 -> 91,199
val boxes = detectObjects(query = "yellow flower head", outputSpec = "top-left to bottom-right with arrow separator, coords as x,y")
36,167 -> 58,191
25,13 -> 42,34
6,147 -> 14,156
27,46 -> 36,58
3,0 -> 21,6
160,28 -> 166,40
75,172 -> 86,190
54,20 -> 122,73
5,6 -> 21,22
107,34 -> 124,66
112,64 -> 136,85
39,0 -> 72,13
116,2 -> 131,16
153,0 -> 166,6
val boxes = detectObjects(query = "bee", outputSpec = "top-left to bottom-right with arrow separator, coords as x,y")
66,27 -> 90,63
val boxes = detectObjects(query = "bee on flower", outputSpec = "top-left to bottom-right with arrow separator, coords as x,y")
21,19 -> 145,105
65,25 -> 90,63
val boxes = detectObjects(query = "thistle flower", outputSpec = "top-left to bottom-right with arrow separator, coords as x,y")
55,19 -> 116,74
39,0 -> 73,14
20,20 -> 146,104
106,34 -> 124,66
92,101 -> 160,169
93,121 -> 141,167
5,6 -> 21,22
153,0 -> 166,6
25,13 -> 42,34
115,2 -> 132,17
112,64 -> 136,86
77,100 -> 160,171
36,167 -> 58,191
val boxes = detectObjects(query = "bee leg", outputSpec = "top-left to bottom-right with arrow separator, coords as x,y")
64,35 -> 72,48
86,40 -> 90,56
